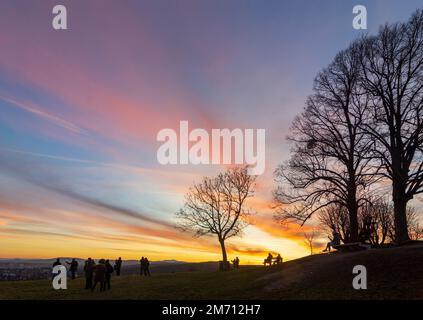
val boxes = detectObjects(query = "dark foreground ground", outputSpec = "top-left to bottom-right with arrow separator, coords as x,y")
0,243 -> 422,300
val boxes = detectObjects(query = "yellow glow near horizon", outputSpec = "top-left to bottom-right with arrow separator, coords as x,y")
0,223 -> 314,264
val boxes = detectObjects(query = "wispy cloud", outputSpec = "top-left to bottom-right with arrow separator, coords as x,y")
0,95 -> 87,135
0,152 -> 173,229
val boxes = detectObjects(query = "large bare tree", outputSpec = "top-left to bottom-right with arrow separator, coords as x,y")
359,9 -> 423,243
274,43 -> 376,242
176,166 -> 256,269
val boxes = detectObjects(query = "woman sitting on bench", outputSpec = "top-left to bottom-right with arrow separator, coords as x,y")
323,231 -> 340,252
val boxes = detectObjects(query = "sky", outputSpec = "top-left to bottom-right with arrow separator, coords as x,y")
0,0 -> 422,263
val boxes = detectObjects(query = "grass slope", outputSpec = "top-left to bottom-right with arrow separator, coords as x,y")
1,244 -> 422,300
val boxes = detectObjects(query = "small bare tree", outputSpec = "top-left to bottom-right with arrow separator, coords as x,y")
409,222 -> 423,241
318,204 -> 351,243
394,207 -> 423,241
319,198 -> 422,244
176,166 -> 256,269
303,229 -> 318,255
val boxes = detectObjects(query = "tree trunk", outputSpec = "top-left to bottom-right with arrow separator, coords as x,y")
392,193 -> 410,244
348,205 -> 359,243
391,155 -> 410,244
219,238 -> 228,265
347,183 -> 359,243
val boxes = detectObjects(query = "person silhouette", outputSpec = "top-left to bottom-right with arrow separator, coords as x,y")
105,259 -> 114,290
144,257 -> 151,276
92,259 -> 106,292
267,253 -> 273,262
84,258 -> 95,289
66,258 -> 79,279
114,257 -> 122,276
323,231 -> 341,252
275,254 -> 283,265
52,258 -> 61,279
232,257 -> 240,269
140,257 -> 145,276
53,258 -> 61,268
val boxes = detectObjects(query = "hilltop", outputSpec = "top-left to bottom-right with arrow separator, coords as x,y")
0,243 -> 422,299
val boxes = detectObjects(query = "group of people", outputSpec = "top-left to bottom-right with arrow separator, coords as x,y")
52,258 -> 80,279
83,258 -> 116,291
139,257 -> 151,276
263,253 -> 283,266
51,256 -> 126,292
231,257 -> 240,269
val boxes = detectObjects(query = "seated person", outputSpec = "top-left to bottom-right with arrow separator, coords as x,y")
264,253 -> 273,266
323,231 -> 341,252
274,254 -> 283,264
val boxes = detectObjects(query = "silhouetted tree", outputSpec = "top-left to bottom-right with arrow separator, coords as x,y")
274,43 -> 377,242
176,166 -> 256,269
410,224 -> 423,240
319,198 -> 422,245
318,204 -> 351,243
303,229 -> 319,255
359,199 -> 392,245
275,9 -> 423,244
359,9 -> 423,243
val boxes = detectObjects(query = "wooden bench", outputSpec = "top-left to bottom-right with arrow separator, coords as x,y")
332,242 -> 366,252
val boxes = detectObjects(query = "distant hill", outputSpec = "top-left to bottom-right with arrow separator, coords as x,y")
0,242 -> 422,299
0,257 -> 227,280
0,258 -> 187,266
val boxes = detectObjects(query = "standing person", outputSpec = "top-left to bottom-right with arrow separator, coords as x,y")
66,258 -> 79,279
92,259 -> 106,292
114,257 -> 122,276
52,258 -> 61,279
84,258 -> 95,289
52,258 -> 61,268
140,257 -> 145,276
105,259 -> 114,290
144,257 -> 151,276
231,257 -> 239,269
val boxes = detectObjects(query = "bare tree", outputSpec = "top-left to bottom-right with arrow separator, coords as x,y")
176,166 -> 256,269
409,221 -> 423,240
303,229 -> 319,255
275,9 -> 422,244
359,199 -> 393,245
274,43 -> 377,242
320,198 -> 422,245
318,204 -> 351,243
390,206 -> 423,241
359,9 -> 423,243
